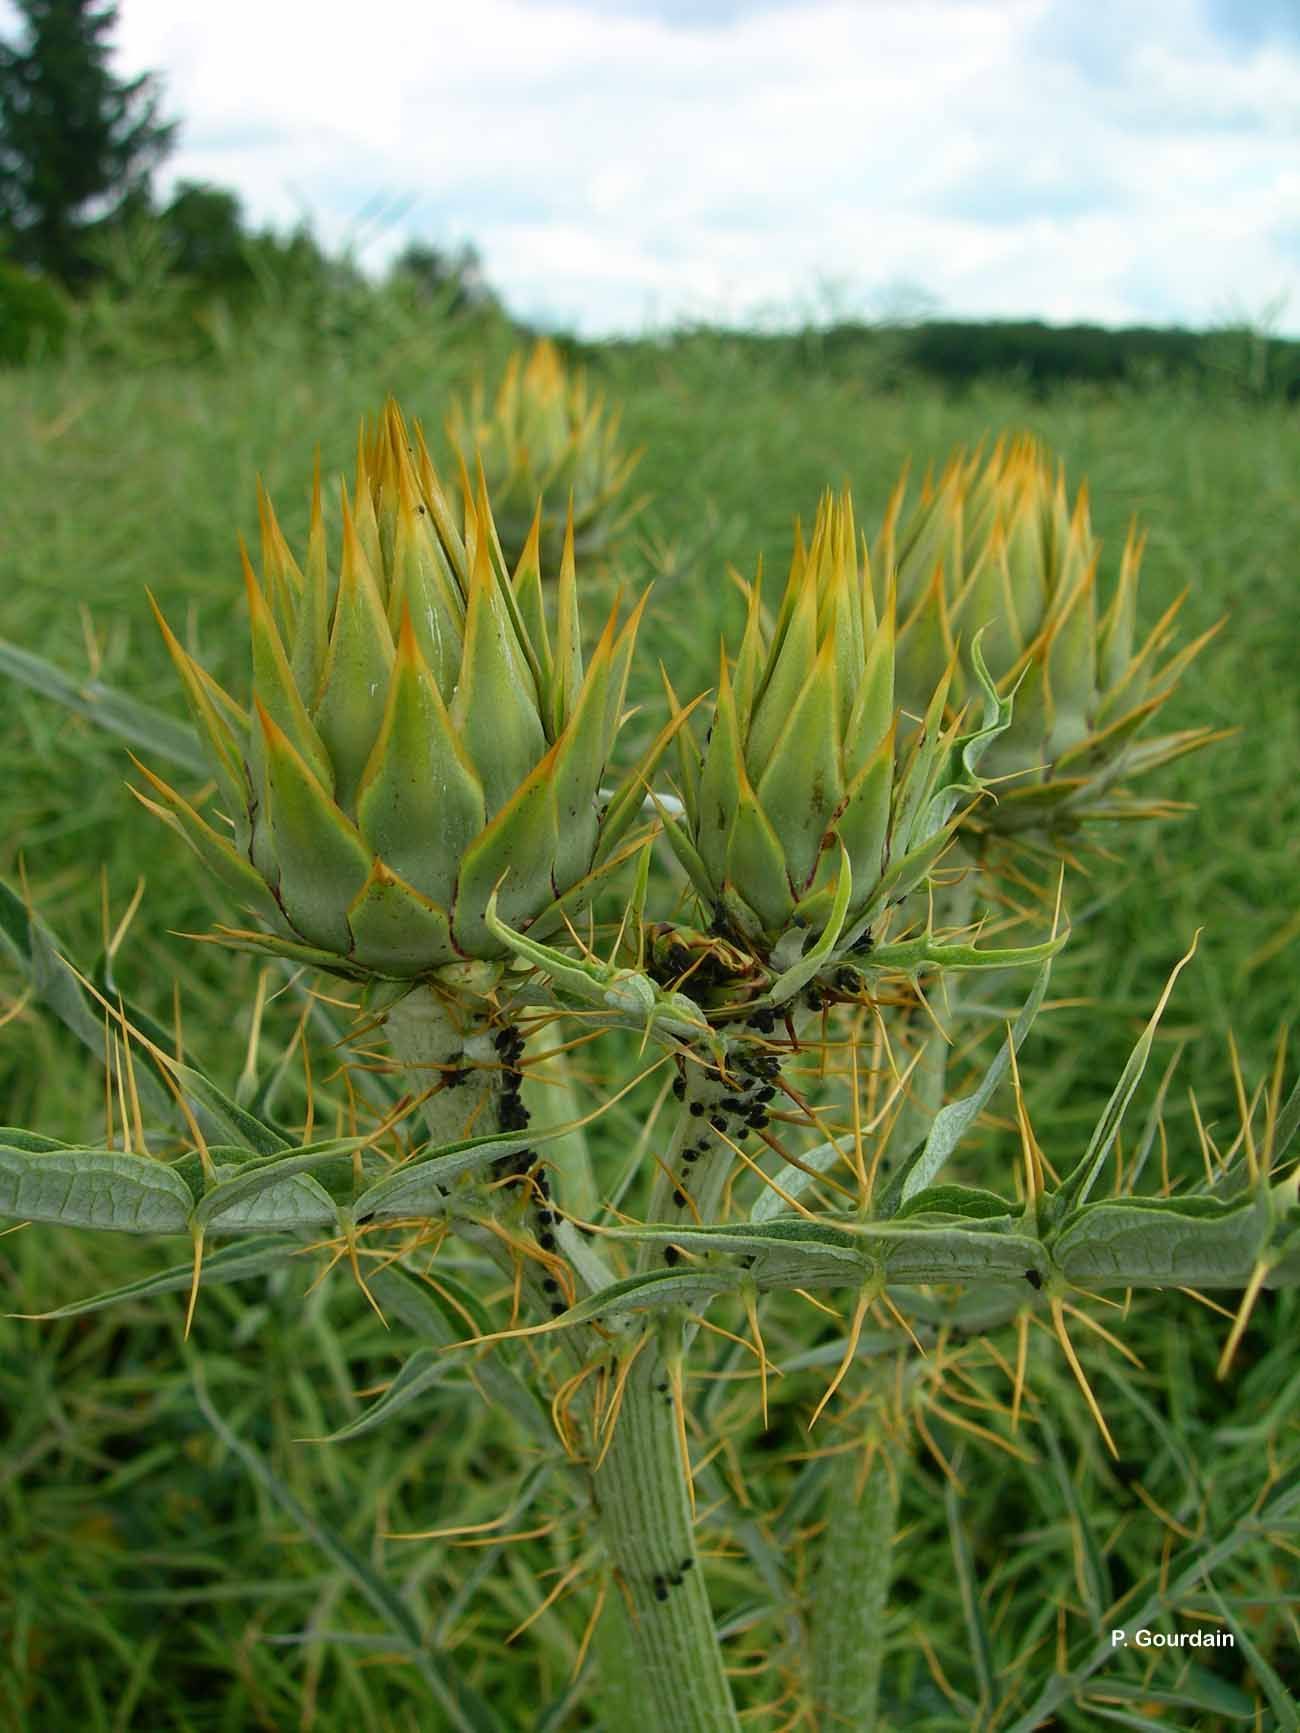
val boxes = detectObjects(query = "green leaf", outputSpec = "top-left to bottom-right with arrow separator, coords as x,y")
1051,1191 -> 1272,1289
945,1471 -> 994,1708
367,1261 -> 492,1341
309,522 -> 396,813
481,890 -> 715,1049
191,1368 -> 505,1733
0,636 -> 208,775
355,617 -> 485,908
259,707 -> 371,954
895,1184 -> 1017,1223
0,876 -> 290,1156
611,1213 -> 1046,1287
1203,1585 -> 1299,1731
764,840 -> 854,1007
345,867 -> 455,979
655,802 -> 716,905
865,929 -> 1066,977
694,655 -> 745,883
1052,935 -> 1199,1217
451,544 -> 545,817
0,878 -> 163,1110
610,1217 -> 866,1278
948,628 -> 1015,796
315,1346 -> 460,1443
1039,1421 -> 1109,1623
548,1265 -> 744,1330
750,1135 -> 855,1223
366,1264 -> 551,1442
192,1135 -> 375,1233
0,1144 -> 193,1234
352,1120 -> 575,1221
204,1169 -> 337,1233
1273,1069 -> 1300,1163
11,1236 -> 301,1318
863,1221 -> 1044,1284
0,1127 -> 69,1153
879,958 -> 1053,1216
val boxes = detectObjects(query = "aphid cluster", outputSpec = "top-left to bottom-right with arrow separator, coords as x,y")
486,1022 -> 568,1315
650,1556 -> 696,1602
495,1023 -> 530,1132
660,1038 -> 786,1241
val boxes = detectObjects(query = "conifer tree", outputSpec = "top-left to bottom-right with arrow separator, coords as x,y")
0,0 -> 175,284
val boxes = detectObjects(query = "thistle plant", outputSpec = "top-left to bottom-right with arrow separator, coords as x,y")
657,491 -> 1014,974
133,404 -> 678,1165
2,407 -> 1297,1733
446,337 -> 645,570
877,434 -> 1222,836
138,401 -> 658,984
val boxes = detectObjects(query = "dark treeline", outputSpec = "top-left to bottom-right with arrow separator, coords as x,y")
628,316 -> 1300,402
9,230 -> 1298,399
833,317 -> 1300,399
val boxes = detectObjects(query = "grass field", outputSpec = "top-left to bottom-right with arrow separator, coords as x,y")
1,302 -> 1297,1729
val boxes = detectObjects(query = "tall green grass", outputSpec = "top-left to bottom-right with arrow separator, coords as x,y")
1,303 -> 1296,1728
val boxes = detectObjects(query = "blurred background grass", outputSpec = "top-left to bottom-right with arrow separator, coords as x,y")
1,290 -> 1297,1728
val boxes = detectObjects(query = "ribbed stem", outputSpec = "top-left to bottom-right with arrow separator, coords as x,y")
590,1576 -> 641,1728
383,981 -> 500,1148
382,979 -> 581,1333
639,1032 -> 780,1272
810,1433 -> 900,1729
590,1326 -> 740,1732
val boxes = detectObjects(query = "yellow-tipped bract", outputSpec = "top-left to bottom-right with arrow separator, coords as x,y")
446,339 -> 645,570
144,402 -> 661,980
658,493 -> 1003,961
878,434 -> 1220,833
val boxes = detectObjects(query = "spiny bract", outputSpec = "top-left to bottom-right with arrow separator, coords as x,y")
658,492 -> 1000,963
139,401 -> 663,980
877,433 -> 1220,834
446,338 -> 644,570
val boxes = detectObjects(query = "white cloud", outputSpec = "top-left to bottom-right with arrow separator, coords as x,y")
105,0 -> 1300,335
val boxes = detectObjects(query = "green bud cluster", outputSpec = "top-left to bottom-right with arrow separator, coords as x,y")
446,338 -> 644,570
657,492 -> 1005,965
140,402 -> 667,980
878,434 -> 1221,833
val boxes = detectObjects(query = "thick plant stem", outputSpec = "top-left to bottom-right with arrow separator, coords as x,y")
383,980 -> 571,1315
810,1431 -> 900,1730
590,1324 -> 740,1733
590,1581 -> 641,1729
383,980 -> 500,1148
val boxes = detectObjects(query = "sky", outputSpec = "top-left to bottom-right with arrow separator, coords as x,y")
32,0 -> 1300,335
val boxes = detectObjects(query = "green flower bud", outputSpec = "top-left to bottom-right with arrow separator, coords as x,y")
143,401 -> 662,981
879,434 -> 1221,834
446,339 -> 645,571
660,493 -> 999,962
